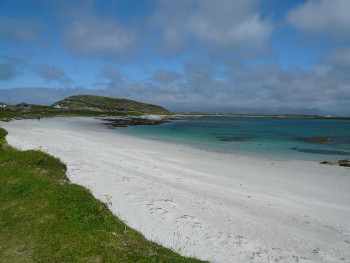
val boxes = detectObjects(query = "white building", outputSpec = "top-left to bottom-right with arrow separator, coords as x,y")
54,104 -> 68,109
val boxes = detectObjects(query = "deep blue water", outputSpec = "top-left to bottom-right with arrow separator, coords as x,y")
118,117 -> 350,161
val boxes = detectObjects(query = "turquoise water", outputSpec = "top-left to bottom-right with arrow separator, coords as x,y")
118,117 -> 350,161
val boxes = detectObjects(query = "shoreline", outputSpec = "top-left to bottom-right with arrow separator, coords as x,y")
1,117 -> 350,262
102,116 -> 350,164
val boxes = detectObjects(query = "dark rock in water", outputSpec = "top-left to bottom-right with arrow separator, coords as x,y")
320,161 -> 339,165
301,137 -> 331,143
320,159 -> 350,167
298,148 -> 350,155
101,117 -> 168,128
219,138 -> 234,142
339,159 -> 350,167
219,136 -> 247,142
290,147 -> 298,150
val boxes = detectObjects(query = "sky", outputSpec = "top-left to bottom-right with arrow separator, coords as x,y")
0,0 -> 350,115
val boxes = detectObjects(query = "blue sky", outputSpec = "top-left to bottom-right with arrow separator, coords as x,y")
0,0 -> 349,115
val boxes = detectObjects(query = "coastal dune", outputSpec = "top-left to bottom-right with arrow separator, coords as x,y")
2,117 -> 350,263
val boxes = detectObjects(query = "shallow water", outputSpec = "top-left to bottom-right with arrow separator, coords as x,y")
117,116 -> 350,161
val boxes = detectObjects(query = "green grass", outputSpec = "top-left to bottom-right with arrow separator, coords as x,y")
53,95 -> 170,115
0,127 -> 206,263
0,93 -> 172,121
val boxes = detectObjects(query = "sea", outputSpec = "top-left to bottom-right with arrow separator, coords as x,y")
118,116 -> 350,162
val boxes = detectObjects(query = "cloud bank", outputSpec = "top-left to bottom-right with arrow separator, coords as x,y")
152,0 -> 272,50
64,16 -> 136,57
0,0 -> 349,115
287,0 -> 350,39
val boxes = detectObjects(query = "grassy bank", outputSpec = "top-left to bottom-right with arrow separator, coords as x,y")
0,127 -> 206,263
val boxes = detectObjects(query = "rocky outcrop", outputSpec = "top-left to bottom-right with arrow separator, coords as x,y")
320,159 -> 350,167
101,117 -> 168,128
302,137 -> 330,143
218,136 -> 248,142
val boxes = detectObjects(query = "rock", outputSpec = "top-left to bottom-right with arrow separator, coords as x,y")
339,159 -> 350,167
303,137 -> 330,143
299,148 -> 350,155
320,161 -> 339,165
320,159 -> 350,167
219,136 -> 247,142
102,117 -> 168,128
219,138 -> 235,142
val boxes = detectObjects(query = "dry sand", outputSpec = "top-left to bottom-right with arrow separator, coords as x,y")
2,117 -> 350,263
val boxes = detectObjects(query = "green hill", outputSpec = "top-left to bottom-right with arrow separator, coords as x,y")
51,95 -> 170,114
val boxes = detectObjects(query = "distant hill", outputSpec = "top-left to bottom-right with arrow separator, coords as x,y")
51,95 -> 170,114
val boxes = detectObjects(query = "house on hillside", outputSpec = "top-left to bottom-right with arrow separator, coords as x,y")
0,101 -> 7,108
54,104 -> 68,110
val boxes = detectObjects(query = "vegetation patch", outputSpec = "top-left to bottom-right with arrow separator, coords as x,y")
0,106 -> 143,122
0,127 -> 205,263
0,94 -> 171,122
0,128 -> 7,149
52,95 -> 170,115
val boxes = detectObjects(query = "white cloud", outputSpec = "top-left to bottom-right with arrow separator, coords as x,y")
0,17 -> 41,43
64,17 -> 136,56
152,70 -> 181,84
98,65 -> 123,89
152,0 -> 273,50
326,47 -> 350,67
0,55 -> 28,81
0,87 -> 96,106
287,0 -> 350,38
32,64 -> 72,85
188,1 -> 272,48
2,59 -> 350,114
100,66 -> 123,81
0,63 -> 19,81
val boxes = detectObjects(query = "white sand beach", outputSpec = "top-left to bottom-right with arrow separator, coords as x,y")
2,117 -> 350,263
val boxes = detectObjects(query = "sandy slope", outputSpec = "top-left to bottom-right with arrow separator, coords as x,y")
2,117 -> 350,263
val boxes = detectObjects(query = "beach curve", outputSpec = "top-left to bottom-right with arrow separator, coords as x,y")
1,117 -> 350,263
